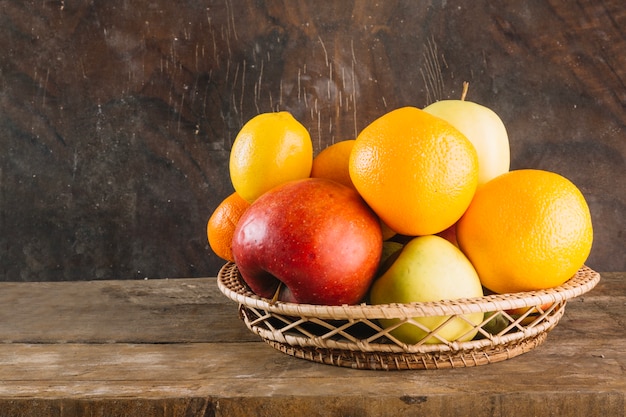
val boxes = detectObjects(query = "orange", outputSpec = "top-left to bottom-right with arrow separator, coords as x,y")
311,139 -> 356,189
207,192 -> 251,262
229,112 -> 313,203
349,106 -> 479,236
456,169 -> 593,293
506,302 -> 555,325
312,139 -> 397,240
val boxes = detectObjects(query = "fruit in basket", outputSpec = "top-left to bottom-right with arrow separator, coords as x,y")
231,178 -> 383,306
376,241 -> 404,276
423,83 -> 510,186
457,169 -> 593,293
481,311 -> 511,335
229,112 -> 313,203
206,191 -> 251,262
506,302 -> 554,317
311,139 -> 356,189
506,302 -> 555,326
349,106 -> 478,236
369,235 -> 484,344
312,139 -> 397,241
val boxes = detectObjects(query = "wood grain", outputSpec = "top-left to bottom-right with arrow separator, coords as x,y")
0,272 -> 623,416
0,0 -> 624,281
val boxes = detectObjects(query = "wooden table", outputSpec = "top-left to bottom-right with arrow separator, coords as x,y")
1,272 -> 624,416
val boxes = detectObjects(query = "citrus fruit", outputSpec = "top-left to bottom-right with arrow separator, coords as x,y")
349,106 -> 479,236
456,169 -> 593,293
207,191 -> 251,262
312,138 -> 397,240
311,139 -> 356,189
229,112 -> 313,203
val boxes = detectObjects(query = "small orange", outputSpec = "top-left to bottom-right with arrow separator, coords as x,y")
506,302 -> 554,325
311,139 -> 356,189
349,106 -> 479,236
207,192 -> 251,262
456,169 -> 593,293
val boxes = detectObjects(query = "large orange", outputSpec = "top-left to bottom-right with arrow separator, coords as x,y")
349,106 -> 479,236
456,169 -> 593,293
207,192 -> 251,262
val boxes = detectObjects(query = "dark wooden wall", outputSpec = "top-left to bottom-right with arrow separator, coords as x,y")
1,0 -> 624,281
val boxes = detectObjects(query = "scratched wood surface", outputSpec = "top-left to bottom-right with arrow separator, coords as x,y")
0,0 -> 624,281
0,272 -> 624,416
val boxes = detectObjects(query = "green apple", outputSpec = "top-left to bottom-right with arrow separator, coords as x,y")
376,241 -> 404,276
369,235 -> 484,344
423,95 -> 510,186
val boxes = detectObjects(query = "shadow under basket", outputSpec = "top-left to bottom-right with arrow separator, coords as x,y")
217,263 -> 600,370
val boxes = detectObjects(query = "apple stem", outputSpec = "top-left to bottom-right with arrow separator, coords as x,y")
270,282 -> 283,305
461,82 -> 469,101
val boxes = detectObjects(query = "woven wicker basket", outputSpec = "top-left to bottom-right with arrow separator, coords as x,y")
217,262 -> 600,370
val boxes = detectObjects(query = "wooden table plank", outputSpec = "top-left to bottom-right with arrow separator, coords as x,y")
0,273 -> 624,416
0,278 -> 256,343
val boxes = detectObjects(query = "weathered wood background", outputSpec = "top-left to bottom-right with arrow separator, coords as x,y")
0,0 -> 624,281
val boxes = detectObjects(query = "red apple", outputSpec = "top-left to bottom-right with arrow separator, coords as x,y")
232,178 -> 383,305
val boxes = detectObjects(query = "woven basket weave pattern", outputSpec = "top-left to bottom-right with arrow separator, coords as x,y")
217,263 -> 600,370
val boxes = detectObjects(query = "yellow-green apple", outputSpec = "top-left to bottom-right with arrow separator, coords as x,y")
232,178 -> 383,305
481,311 -> 510,335
423,92 -> 510,186
369,235 -> 484,344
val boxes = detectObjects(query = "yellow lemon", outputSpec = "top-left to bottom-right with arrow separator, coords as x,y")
229,112 -> 313,203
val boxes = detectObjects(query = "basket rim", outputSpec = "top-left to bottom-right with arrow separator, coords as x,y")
217,262 -> 600,319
